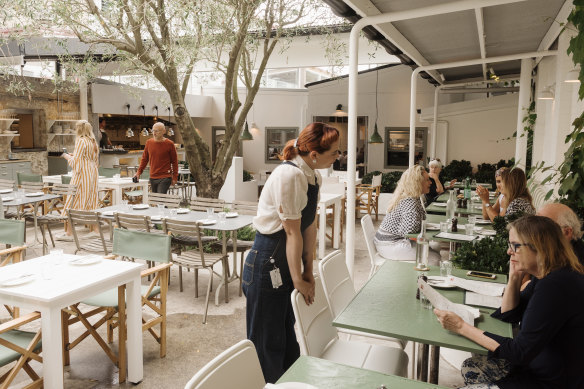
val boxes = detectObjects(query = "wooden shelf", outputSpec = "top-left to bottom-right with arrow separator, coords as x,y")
0,133 -> 19,143
46,119 -> 79,132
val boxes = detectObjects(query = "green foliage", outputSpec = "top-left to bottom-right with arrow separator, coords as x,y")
362,170 -> 403,193
441,160 -> 473,182
451,235 -> 510,274
201,225 -> 257,253
243,170 -> 253,182
474,163 -> 497,188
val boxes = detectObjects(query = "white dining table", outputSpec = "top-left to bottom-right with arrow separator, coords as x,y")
0,254 -> 144,388
98,177 -> 149,205
318,193 -> 342,259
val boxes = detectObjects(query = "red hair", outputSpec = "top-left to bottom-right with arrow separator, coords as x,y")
281,122 -> 339,161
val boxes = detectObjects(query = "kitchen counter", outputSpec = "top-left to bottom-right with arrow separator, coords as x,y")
99,148 -> 185,168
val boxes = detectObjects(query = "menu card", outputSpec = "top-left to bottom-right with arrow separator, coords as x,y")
449,276 -> 506,296
435,232 -> 477,241
418,278 -> 479,325
465,292 -> 503,309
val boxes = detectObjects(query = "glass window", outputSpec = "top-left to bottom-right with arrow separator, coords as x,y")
265,127 -> 298,163
384,127 -> 427,169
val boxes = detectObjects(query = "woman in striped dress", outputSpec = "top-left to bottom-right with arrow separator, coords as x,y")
62,120 -> 99,235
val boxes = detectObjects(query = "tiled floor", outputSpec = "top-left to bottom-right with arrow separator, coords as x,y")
0,216 -> 467,388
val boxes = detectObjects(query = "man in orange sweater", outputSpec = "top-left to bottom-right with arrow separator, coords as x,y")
134,122 -> 178,194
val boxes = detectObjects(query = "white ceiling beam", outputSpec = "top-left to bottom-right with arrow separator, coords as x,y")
475,7 -> 488,80
538,0 -> 574,52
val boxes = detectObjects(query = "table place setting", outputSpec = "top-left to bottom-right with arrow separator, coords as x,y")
434,231 -> 477,241
418,278 -> 480,325
0,189 -> 12,194
265,383 -> 319,389
24,192 -> 45,197
0,273 -> 36,287
68,254 -> 103,266
1,196 -> 15,202
132,204 -> 149,210
433,202 -> 447,207
225,212 -> 239,218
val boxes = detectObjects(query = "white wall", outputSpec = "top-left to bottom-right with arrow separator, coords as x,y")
421,93 -> 519,167
306,65 -> 438,172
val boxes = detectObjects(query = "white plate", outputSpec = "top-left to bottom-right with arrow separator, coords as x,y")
132,204 -> 149,210
25,192 -> 44,197
176,208 -> 190,214
426,223 -> 440,230
69,255 -> 102,266
101,211 -> 116,217
0,274 -> 35,287
150,215 -> 162,221
480,230 -> 496,236
432,202 -> 447,207
2,196 -> 15,202
475,219 -> 492,225
226,212 -> 239,218
198,219 -> 217,226
272,383 -> 319,389
0,189 -> 12,194
427,276 -> 456,289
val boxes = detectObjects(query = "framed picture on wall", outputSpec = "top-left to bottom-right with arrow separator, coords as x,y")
265,127 -> 297,163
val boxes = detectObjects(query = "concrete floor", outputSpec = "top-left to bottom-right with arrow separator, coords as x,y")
1,217 -> 467,388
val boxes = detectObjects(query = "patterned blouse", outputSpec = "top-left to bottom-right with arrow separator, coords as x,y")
375,197 -> 425,243
505,197 -> 535,218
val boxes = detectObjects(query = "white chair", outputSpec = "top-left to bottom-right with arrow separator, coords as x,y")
291,276 -> 408,377
361,214 -> 386,278
184,339 -> 265,389
319,250 -> 407,349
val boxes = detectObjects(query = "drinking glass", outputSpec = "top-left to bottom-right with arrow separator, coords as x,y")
440,260 -> 453,278
218,212 -> 227,223
471,179 -> 477,187
468,215 -> 477,224
157,204 -> 165,216
465,223 -> 475,236
206,208 -> 215,219
440,221 -> 449,233
170,209 -> 178,218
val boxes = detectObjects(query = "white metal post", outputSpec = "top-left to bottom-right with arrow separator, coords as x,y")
514,58 -> 533,169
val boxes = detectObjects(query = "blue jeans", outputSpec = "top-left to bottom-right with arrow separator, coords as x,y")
150,177 -> 172,194
242,230 -> 299,383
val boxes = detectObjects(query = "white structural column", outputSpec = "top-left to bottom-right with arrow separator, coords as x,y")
514,58 -> 533,169
79,77 -> 88,120
347,0 -> 526,277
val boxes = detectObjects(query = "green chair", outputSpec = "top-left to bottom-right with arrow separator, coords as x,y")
0,219 -> 26,318
63,229 -> 172,383
16,172 -> 42,186
0,312 -> 43,388
61,175 -> 72,184
98,167 -> 121,178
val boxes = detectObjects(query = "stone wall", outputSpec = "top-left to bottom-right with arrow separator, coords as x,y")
9,151 -> 48,175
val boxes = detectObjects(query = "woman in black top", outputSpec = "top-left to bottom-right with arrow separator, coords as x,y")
435,215 -> 584,388
426,159 -> 456,204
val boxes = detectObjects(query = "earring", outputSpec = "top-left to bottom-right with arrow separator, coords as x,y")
313,159 -> 317,164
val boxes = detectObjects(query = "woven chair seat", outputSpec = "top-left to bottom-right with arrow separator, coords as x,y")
173,251 -> 226,268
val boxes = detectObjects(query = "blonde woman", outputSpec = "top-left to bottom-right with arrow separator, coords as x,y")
477,167 -> 509,221
61,121 -> 99,235
374,165 -> 441,264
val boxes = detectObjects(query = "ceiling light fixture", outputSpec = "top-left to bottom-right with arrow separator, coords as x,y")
369,70 -> 383,144
140,104 -> 149,136
332,104 -> 348,117
240,120 -> 253,141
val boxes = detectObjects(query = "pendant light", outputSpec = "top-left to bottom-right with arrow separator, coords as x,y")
166,106 -> 174,136
369,70 -> 383,144
140,104 -> 149,136
240,120 -> 253,141
125,103 -> 134,137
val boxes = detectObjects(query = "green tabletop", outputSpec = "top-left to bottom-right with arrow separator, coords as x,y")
426,202 -> 484,216
332,261 -> 511,355
278,356 -> 447,388
452,182 -> 492,190
406,214 -> 494,243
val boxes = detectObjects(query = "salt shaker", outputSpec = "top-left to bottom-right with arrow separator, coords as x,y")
451,217 -> 458,232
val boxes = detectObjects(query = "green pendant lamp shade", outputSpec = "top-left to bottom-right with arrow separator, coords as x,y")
240,121 -> 253,141
369,123 -> 383,144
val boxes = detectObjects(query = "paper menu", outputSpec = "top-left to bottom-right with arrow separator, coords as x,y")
449,276 -> 506,296
434,232 -> 477,241
418,278 -> 479,325
465,292 -> 503,309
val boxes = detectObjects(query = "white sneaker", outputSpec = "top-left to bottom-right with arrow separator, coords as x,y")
55,233 -> 73,241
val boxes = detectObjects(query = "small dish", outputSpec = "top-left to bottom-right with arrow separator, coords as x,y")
150,215 -> 162,221
426,276 -> 456,289
0,274 -> 35,287
132,204 -> 149,210
426,223 -> 440,230
69,255 -> 102,266
0,189 -> 12,194
25,192 -> 44,197
101,211 -> 116,217
176,208 -> 190,214
433,203 -> 447,207
225,212 -> 239,218
198,219 -> 217,226
2,196 -> 15,202
480,230 -> 496,236
475,219 -> 492,225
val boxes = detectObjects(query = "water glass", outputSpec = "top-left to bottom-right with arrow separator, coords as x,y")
440,221 -> 449,232
468,215 -> 477,224
122,199 -> 129,210
440,260 -> 453,278
206,208 -> 215,219
218,212 -> 227,223
157,204 -> 166,216
471,179 -> 477,187
170,209 -> 178,218
420,293 -> 432,310
465,223 -> 475,236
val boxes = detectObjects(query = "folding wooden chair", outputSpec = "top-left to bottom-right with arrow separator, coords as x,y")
67,210 -> 112,255
148,192 -> 181,209
355,173 -> 381,220
0,219 -> 26,318
63,229 -> 172,383
189,197 -> 225,212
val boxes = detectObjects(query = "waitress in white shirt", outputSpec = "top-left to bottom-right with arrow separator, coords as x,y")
242,122 -> 340,383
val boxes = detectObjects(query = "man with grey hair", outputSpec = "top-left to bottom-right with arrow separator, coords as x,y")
134,122 -> 178,194
537,203 -> 584,264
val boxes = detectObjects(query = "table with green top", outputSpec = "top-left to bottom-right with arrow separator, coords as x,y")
406,214 -> 495,244
332,261 -> 510,384
451,182 -> 492,190
426,201 -> 484,216
278,356 -> 448,389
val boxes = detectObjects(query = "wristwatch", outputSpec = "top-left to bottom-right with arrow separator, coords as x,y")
484,203 -> 491,208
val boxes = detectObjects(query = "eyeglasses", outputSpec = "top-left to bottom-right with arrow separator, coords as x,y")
507,241 -> 531,253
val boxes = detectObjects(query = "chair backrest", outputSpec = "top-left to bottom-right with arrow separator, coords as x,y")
148,192 -> 181,209
0,219 -> 25,246
45,184 -> 77,214
190,197 -> 225,212
112,228 -> 171,263
318,250 -> 356,318
21,182 -> 44,192
114,213 -> 151,232
230,200 -> 258,215
68,209 -> 101,226
371,174 -> 382,188
184,339 -> 265,389
17,172 -> 42,185
49,183 -> 77,197
361,214 -> 378,268
61,175 -> 72,184
291,276 -> 338,357
98,167 -> 121,178
161,218 -> 209,264
0,179 -> 15,191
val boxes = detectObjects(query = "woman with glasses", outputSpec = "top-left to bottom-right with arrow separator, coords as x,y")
434,215 -> 584,388
477,167 -> 509,221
